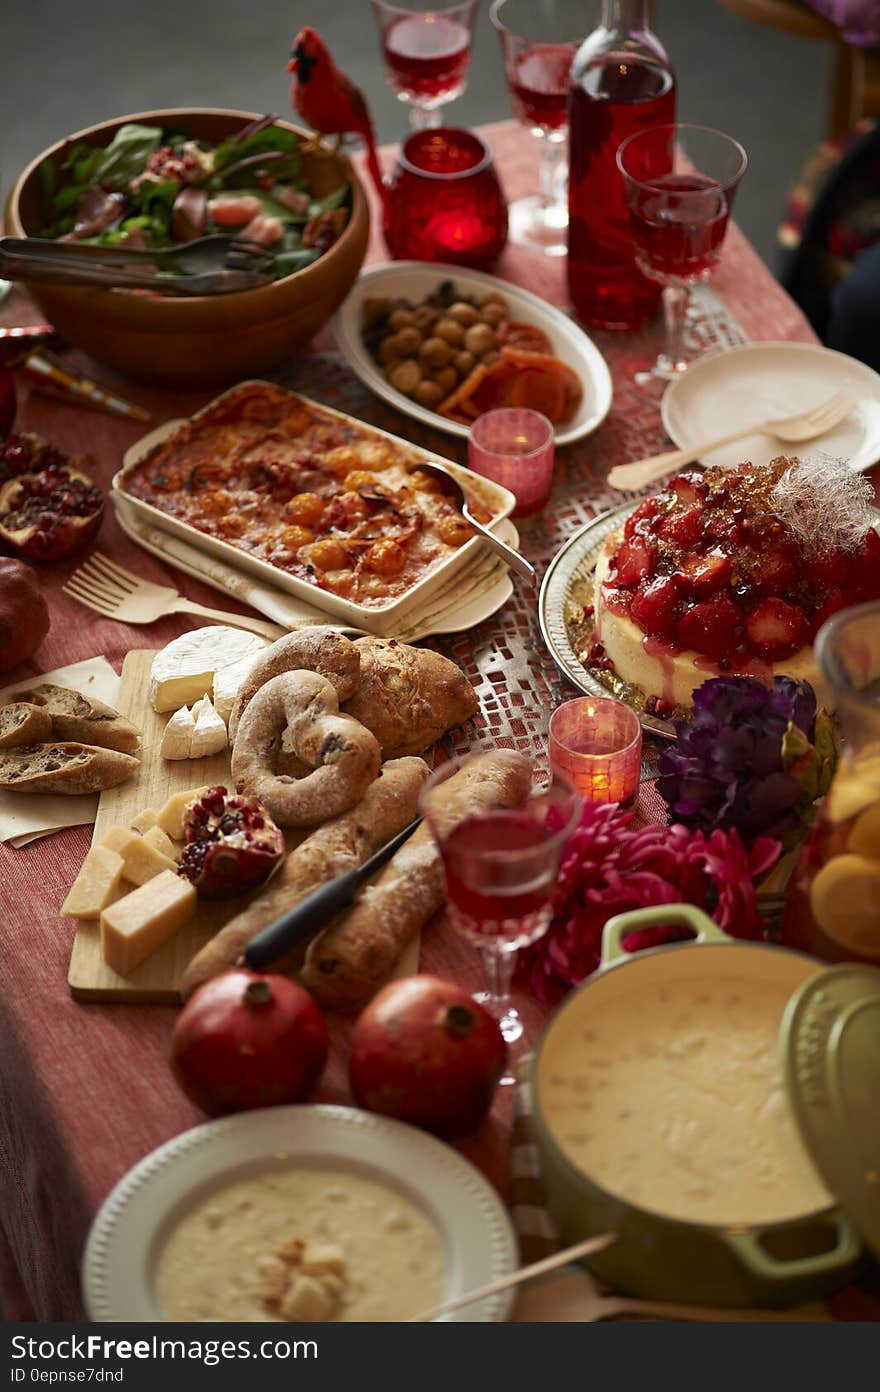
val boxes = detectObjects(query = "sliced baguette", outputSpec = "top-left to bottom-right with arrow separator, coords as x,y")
0,702 -> 54,748
13,683 -> 140,754
0,742 -> 140,795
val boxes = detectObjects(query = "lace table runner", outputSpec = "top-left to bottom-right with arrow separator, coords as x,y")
279,286 -> 750,794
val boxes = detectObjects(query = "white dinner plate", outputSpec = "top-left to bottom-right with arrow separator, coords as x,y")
662,341 -> 880,474
83,1104 -> 518,1323
334,261 -> 613,447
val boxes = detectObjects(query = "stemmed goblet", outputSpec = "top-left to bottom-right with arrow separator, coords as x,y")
420,754 -> 581,1083
490,0 -> 585,256
617,123 -> 747,389
371,0 -> 479,131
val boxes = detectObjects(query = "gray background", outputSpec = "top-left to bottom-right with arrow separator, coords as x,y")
3,0 -> 829,273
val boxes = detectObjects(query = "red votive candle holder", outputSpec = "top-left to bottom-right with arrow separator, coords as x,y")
548,697 -> 643,805
468,408 -> 554,518
384,128 -> 508,268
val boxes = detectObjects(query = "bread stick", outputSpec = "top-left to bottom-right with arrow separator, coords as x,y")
301,749 -> 532,1010
181,756 -> 430,997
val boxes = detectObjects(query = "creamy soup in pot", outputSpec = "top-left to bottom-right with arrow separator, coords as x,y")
540,976 -> 833,1226
155,1166 -> 445,1322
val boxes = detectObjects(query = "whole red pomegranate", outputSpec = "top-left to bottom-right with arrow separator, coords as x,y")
171,969 -> 329,1116
0,432 -> 104,563
0,558 -> 51,672
178,786 -> 284,898
349,976 -> 507,1139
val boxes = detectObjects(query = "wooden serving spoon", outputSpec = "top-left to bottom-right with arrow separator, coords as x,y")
410,1231 -> 831,1323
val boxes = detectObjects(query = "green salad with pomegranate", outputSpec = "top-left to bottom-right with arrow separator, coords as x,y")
36,115 -> 351,278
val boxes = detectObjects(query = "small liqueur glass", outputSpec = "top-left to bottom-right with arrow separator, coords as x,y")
490,0 -> 584,256
548,697 -> 643,806
617,123 -> 747,390
371,0 -> 479,131
467,408 -> 555,519
384,128 -> 508,268
420,754 -> 581,1082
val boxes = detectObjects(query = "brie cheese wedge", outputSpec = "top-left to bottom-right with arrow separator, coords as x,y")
149,627 -> 268,713
160,704 -> 196,760
190,696 -> 228,758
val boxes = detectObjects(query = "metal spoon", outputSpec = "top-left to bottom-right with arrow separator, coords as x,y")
408,460 -> 536,583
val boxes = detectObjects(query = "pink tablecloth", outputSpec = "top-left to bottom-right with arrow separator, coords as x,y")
0,121 -> 858,1322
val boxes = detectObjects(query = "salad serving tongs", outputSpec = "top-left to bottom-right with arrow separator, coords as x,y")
0,234 -> 276,295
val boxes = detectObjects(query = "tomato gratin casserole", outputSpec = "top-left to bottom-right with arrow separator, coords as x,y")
119,382 -> 502,610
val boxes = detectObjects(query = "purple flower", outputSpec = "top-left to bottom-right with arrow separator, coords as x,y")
657,676 -> 833,844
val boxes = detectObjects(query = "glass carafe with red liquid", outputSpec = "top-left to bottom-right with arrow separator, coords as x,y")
567,0 -> 676,330
782,601 -> 880,964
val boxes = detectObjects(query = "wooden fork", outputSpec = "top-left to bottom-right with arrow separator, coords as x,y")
607,391 -> 856,492
63,552 -> 284,639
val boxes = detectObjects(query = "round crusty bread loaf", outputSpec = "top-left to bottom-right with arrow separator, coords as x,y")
342,637 -> 479,758
0,742 -> 140,794
0,702 -> 53,749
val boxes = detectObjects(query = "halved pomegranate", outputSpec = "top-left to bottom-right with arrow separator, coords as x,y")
0,434 -> 104,563
0,432 -> 65,485
178,786 -> 285,899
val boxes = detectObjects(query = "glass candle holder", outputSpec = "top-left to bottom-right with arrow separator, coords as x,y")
384,128 -> 508,268
467,408 -> 554,518
548,697 -> 642,805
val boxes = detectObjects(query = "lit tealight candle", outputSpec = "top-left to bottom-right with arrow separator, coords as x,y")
548,697 -> 642,805
468,408 -> 555,518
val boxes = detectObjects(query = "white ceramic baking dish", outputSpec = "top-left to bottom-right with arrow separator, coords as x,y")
112,381 -> 516,637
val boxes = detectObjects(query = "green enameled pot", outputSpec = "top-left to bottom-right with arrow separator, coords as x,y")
530,905 -> 865,1308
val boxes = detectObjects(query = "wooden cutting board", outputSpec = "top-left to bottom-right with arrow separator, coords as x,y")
67,650 -> 419,1003
68,650 -> 243,1002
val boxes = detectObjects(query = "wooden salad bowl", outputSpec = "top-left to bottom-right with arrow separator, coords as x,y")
6,108 -> 370,388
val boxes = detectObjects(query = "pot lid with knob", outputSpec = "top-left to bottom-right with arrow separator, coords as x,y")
782,962 -> 880,1258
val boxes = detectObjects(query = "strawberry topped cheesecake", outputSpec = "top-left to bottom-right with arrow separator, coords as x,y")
592,457 -> 880,712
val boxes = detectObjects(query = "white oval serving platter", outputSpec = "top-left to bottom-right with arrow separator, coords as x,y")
334,261 -> 613,447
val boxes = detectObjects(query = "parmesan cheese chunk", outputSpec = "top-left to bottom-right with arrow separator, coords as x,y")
143,823 -> 179,861
119,834 -> 179,886
101,826 -> 135,856
156,786 -> 211,840
61,844 -> 125,919
100,826 -> 178,886
130,808 -> 159,834
100,871 -> 196,976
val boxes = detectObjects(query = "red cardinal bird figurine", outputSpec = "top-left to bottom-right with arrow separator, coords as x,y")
288,28 -> 386,211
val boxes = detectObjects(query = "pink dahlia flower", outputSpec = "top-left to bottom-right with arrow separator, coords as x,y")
517,802 -> 780,1005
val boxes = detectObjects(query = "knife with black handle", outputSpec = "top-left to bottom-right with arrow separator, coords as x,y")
242,818 -> 422,971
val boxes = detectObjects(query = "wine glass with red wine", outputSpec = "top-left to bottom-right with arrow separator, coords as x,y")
490,0 -> 585,256
617,123 -> 747,388
371,0 -> 479,131
420,755 -> 581,1084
